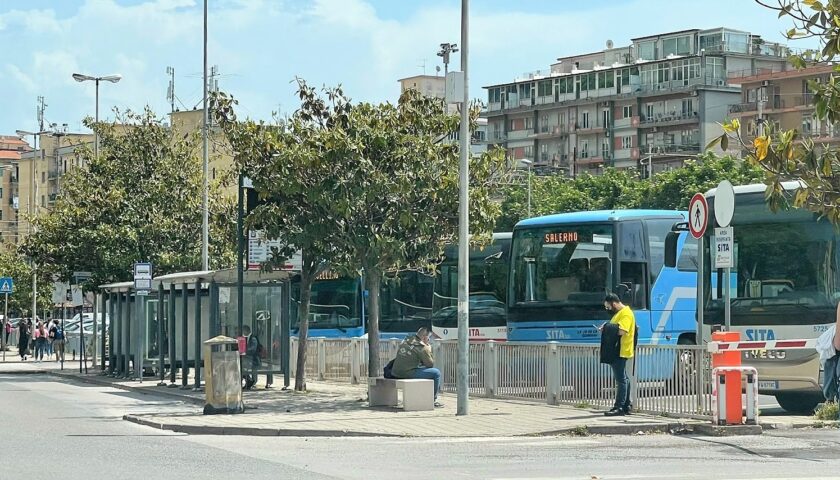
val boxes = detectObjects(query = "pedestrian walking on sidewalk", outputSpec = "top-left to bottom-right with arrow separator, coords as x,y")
392,326 -> 443,407
4,320 -> 10,346
50,320 -> 65,363
33,321 -> 48,363
17,319 -> 31,361
600,292 -> 636,417
242,325 -> 260,390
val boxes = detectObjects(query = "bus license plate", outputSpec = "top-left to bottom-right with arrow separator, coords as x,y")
758,380 -> 779,390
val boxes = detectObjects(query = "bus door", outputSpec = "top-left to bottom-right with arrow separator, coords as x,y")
616,221 -> 650,343
649,231 -> 698,345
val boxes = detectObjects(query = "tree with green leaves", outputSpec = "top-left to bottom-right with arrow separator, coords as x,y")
706,1 -> 840,217
213,80 -> 507,384
496,153 -> 764,230
213,81 -> 350,391
319,89 -> 507,377
22,108 -> 236,289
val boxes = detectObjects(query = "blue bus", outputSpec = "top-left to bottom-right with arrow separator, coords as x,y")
290,270 -> 434,339
507,210 -> 698,345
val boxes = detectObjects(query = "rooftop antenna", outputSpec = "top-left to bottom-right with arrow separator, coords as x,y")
418,58 -> 427,75
166,66 -> 176,114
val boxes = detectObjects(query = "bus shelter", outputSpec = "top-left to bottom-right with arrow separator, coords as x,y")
101,269 -> 292,389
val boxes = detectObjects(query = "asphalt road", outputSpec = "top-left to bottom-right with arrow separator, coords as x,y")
1,373 -> 838,480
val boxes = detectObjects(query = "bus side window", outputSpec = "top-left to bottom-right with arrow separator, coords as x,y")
677,238 -> 699,271
619,262 -> 648,310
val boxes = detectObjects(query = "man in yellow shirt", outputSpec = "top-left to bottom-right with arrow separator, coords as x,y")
603,293 -> 636,416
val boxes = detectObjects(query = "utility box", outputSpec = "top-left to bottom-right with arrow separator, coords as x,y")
203,335 -> 244,415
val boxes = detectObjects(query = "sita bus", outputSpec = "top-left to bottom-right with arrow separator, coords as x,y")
290,270 -> 434,339
670,182 -> 834,413
431,233 -> 511,341
507,210 -> 697,346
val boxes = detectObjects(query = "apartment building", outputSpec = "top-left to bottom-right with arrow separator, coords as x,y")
483,28 -> 790,176
0,135 -> 31,244
728,63 -> 835,144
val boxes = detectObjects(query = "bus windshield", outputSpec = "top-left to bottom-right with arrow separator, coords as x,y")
291,277 -> 362,331
705,194 -> 840,325
511,225 -> 613,307
380,271 -> 434,333
432,238 -> 510,328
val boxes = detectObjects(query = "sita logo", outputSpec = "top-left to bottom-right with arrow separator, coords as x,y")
745,329 -> 776,341
546,329 -> 569,340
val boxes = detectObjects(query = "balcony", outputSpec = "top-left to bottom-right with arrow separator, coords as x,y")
574,123 -> 607,135
729,102 -> 758,114
532,124 -> 571,139
644,143 -> 701,155
576,154 -> 604,166
507,129 -> 534,140
639,111 -> 699,128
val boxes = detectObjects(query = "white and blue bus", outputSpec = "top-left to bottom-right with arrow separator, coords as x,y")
507,210 -> 698,345
290,270 -> 434,339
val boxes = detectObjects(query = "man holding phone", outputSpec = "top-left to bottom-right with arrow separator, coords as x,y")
601,292 -> 636,416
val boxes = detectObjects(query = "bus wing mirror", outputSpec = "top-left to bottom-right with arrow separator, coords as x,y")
664,231 -> 680,268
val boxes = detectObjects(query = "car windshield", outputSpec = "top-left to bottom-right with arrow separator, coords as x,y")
511,224 -> 613,306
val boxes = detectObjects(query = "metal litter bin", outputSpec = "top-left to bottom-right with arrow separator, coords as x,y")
203,335 -> 244,415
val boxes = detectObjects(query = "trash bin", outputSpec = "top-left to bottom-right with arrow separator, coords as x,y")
203,335 -> 244,415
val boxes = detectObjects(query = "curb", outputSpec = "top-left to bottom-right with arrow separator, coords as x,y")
123,413 -> 699,438
123,414 -> 403,437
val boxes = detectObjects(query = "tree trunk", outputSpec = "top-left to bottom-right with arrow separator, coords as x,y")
365,271 -> 382,378
294,263 -> 314,391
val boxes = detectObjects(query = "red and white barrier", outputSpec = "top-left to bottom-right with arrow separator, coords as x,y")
707,338 -> 817,353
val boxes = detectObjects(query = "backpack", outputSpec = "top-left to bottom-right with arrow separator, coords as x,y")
823,353 -> 840,402
383,359 -> 396,379
54,326 -> 64,341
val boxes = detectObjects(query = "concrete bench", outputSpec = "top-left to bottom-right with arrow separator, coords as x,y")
368,377 -> 434,411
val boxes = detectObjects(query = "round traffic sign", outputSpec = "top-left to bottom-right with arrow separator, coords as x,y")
688,193 -> 708,239
714,180 -> 735,228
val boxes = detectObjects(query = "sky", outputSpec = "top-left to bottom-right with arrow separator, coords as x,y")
0,0 -> 821,136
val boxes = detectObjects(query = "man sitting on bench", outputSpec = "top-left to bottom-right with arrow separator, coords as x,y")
391,327 -> 443,408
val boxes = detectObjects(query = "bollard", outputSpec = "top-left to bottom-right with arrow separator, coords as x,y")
710,331 -> 741,425
484,340 -> 499,397
316,338 -> 326,380
545,342 -> 560,405
350,338 -> 361,384
712,365 -> 759,425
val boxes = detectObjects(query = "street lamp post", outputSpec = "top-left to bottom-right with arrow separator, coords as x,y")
72,73 -> 120,372
456,0 -> 470,417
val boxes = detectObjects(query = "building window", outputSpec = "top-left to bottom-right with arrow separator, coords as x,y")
580,141 -> 589,158
580,112 -> 590,129
706,57 -> 725,80
537,80 -> 552,97
597,71 -> 614,89
524,117 -> 533,130
41,172 -> 45,183
623,106 -> 633,118
0,187 -> 3,199
488,87 -> 502,104
646,104 -> 654,120
540,143 -> 549,162
637,41 -> 655,60
622,136 -> 633,149
663,36 -> 691,57
681,99 -> 694,116
601,139 -> 610,158
41,196 -> 45,208
523,145 -> 533,159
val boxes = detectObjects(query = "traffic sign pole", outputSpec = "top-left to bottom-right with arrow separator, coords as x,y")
2,293 -> 7,363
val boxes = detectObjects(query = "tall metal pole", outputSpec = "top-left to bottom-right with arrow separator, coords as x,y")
201,0 -> 210,271
527,164 -> 532,217
456,0 -> 470,416
695,234 -> 705,413
237,175 -> 245,333
2,292 -> 7,362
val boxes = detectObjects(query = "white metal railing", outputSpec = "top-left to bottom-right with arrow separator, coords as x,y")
289,338 -> 712,418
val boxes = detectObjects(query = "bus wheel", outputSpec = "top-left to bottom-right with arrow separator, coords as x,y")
775,393 -> 823,414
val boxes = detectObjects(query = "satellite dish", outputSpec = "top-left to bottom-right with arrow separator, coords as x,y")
436,66 -> 441,74
606,39 -> 614,49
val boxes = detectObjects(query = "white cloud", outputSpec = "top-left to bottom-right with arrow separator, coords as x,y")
0,0 -> 820,134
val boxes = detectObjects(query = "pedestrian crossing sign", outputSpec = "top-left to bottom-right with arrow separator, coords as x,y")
0,277 -> 13,294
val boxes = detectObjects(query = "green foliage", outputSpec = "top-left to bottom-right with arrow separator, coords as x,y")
213,80 -> 508,381
496,153 -> 761,230
814,401 -> 838,421
703,2 -> 840,221
22,108 -> 235,289
0,249 -> 52,317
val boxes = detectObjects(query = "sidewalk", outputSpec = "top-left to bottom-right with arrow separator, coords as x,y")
2,358 -> 834,437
